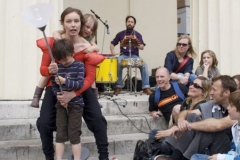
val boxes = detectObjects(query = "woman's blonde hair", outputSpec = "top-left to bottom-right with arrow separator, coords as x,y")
186,76 -> 211,110
174,34 -> 197,59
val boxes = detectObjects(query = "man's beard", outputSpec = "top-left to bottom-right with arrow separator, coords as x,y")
127,25 -> 134,30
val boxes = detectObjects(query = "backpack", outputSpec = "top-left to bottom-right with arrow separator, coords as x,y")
133,138 -> 161,160
154,81 -> 185,105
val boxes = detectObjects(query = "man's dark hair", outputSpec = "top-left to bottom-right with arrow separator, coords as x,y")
212,75 -> 237,93
125,15 -> 136,24
52,39 -> 74,60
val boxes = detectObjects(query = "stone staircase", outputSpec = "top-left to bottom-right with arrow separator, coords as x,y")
0,93 -> 168,160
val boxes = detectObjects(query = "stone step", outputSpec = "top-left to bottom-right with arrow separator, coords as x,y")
0,133 -> 148,160
89,153 -> 134,160
0,115 -> 167,141
0,94 -> 149,120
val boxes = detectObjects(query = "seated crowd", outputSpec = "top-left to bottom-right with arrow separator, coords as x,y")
147,35 -> 240,160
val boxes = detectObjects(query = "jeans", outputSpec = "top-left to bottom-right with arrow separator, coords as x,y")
116,54 -> 150,89
149,129 -> 159,139
190,154 -> 208,160
177,73 -> 197,83
148,129 -> 172,155
36,87 -> 109,160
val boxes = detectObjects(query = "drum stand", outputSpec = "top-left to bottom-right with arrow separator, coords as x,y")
121,35 -> 141,95
122,66 -> 142,96
128,38 -> 133,92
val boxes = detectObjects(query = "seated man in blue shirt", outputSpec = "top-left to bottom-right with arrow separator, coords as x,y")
110,15 -> 152,95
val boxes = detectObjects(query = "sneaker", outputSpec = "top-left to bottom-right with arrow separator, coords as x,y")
143,88 -> 152,95
113,88 -> 121,95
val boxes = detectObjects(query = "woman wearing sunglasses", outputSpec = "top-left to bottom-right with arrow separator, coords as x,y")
164,35 -> 197,86
152,76 -> 211,140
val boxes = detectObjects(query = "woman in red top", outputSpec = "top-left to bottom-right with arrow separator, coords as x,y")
36,7 -> 109,160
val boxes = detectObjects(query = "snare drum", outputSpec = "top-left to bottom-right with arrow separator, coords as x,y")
133,58 -> 144,67
121,58 -> 134,67
96,57 -> 117,83
121,58 -> 144,67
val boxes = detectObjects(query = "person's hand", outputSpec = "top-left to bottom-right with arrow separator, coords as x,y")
155,126 -> 179,139
55,76 -> 66,85
203,63 -> 210,69
177,119 -> 191,131
84,46 -> 95,54
48,63 -> 58,75
150,111 -> 161,119
208,154 -> 217,160
178,76 -> 188,85
57,91 -> 76,106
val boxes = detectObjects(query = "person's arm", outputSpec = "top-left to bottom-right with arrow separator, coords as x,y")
148,93 -> 160,119
84,43 -> 100,54
65,62 -> 84,90
189,115 -> 236,132
177,109 -> 201,131
110,44 -> 116,55
135,32 -> 145,50
37,38 -> 55,76
150,111 -> 161,119
137,44 -> 144,50
52,30 -> 64,40
202,63 -> 210,78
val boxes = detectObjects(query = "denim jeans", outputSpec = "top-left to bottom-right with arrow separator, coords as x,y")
190,154 -> 208,160
148,129 -> 173,155
149,129 -> 159,139
177,73 -> 197,83
116,54 -> 150,89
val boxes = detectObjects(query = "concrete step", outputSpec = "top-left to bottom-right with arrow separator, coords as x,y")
0,94 -> 149,120
0,115 -> 167,141
0,94 -> 167,160
89,153 -> 134,160
0,133 -> 148,160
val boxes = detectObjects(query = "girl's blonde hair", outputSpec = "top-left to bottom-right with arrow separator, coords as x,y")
199,50 -> 218,67
80,14 -> 98,40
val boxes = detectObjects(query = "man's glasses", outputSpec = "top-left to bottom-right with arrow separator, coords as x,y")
190,82 -> 203,90
177,43 -> 188,47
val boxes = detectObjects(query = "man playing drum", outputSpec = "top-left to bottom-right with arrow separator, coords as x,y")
110,15 -> 152,95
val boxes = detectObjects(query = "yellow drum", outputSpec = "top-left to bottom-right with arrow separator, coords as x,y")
96,57 -> 117,83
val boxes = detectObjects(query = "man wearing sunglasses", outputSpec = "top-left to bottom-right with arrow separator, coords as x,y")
165,75 -> 237,159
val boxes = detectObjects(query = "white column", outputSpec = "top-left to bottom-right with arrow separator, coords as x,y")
0,0 -> 63,99
191,0 -> 240,75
